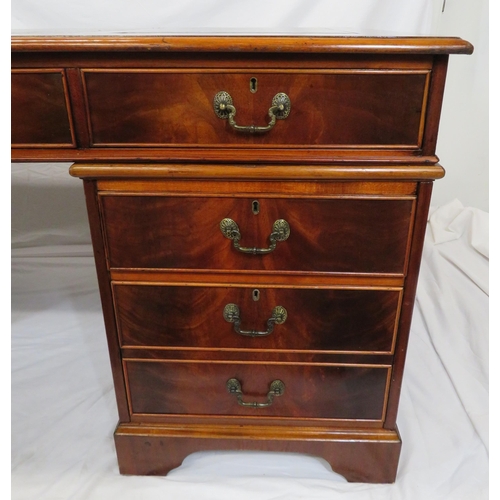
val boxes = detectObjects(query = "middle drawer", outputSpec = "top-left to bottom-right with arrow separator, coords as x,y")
113,283 -> 401,354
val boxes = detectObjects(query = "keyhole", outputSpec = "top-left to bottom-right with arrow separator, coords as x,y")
252,200 -> 260,215
252,289 -> 260,301
250,77 -> 258,93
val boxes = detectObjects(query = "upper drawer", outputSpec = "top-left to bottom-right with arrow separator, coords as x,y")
83,70 -> 429,149
11,70 -> 75,147
100,195 -> 414,275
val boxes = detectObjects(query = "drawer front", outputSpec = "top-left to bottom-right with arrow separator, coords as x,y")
11,70 -> 74,147
125,360 -> 390,420
114,284 -> 401,354
101,196 -> 414,274
84,70 -> 428,149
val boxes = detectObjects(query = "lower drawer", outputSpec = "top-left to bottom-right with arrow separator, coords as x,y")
124,360 -> 390,421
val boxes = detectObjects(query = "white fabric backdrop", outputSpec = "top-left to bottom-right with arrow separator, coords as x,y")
11,0 -> 436,35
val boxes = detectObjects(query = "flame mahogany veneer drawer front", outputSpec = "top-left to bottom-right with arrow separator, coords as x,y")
100,195 -> 415,274
113,283 -> 401,354
124,359 -> 390,421
83,70 -> 428,149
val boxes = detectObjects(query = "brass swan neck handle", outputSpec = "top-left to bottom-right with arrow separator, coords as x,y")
223,303 -> 287,338
214,91 -> 291,134
220,218 -> 290,255
226,378 -> 285,408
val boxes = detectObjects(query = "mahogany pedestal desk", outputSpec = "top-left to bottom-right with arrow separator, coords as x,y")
11,35 -> 473,483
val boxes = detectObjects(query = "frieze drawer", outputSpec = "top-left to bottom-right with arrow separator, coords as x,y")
11,70 -> 75,147
83,70 -> 428,149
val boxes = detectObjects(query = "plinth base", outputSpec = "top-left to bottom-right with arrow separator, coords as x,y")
114,423 -> 402,483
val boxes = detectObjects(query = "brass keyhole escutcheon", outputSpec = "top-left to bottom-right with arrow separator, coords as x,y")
252,289 -> 260,301
252,200 -> 260,215
250,77 -> 258,93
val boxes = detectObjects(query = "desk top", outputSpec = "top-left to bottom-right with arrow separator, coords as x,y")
12,34 -> 473,54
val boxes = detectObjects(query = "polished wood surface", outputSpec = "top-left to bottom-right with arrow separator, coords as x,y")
100,195 -> 414,274
98,178 -> 419,196
11,35 -> 471,482
384,181 -> 434,429
111,269 -> 405,287
421,55 -> 449,156
70,163 -> 445,180
14,146 -> 445,164
113,284 -> 401,353
82,181 -> 130,422
121,348 -> 393,367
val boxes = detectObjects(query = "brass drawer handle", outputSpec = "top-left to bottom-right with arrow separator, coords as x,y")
226,378 -> 285,408
220,218 -> 290,255
223,303 -> 287,337
214,91 -> 291,133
